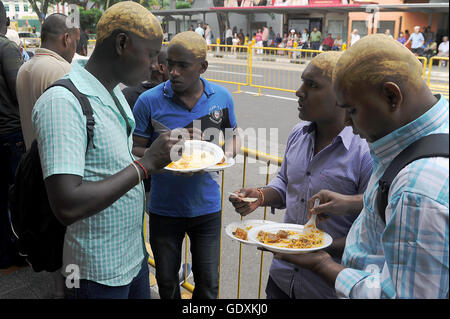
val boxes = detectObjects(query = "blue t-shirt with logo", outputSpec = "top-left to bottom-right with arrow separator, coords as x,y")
133,78 -> 237,217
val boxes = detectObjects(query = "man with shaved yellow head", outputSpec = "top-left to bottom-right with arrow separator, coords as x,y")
274,35 -> 449,299
132,31 -> 241,299
229,51 -> 373,299
32,1 -> 183,299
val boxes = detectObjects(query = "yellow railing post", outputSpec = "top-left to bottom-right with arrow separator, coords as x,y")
417,56 -> 427,80
257,160 -> 271,298
236,153 -> 247,299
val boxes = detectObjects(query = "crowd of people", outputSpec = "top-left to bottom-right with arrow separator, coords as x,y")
183,22 -> 449,63
0,0 -> 448,300
397,25 -> 449,63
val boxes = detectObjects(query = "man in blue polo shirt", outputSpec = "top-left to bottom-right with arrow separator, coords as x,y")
132,31 -> 241,299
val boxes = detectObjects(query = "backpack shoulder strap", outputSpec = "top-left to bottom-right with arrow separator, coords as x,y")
45,78 -> 95,151
376,133 -> 449,223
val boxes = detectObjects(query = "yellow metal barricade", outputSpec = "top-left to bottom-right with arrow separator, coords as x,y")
249,46 -> 323,95
417,56 -> 428,79
427,56 -> 449,99
204,44 -> 250,93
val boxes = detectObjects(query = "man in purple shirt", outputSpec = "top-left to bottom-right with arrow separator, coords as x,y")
229,52 -> 373,299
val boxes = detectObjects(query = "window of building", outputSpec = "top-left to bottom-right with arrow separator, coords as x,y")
327,20 -> 344,39
377,20 -> 396,37
24,4 -> 28,11
15,4 -> 19,12
351,20 -> 368,38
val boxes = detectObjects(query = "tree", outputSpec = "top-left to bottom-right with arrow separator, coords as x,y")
27,0 -> 54,24
79,7 -> 103,33
212,0 -> 229,42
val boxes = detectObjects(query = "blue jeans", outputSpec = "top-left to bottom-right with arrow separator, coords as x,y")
0,131 -> 25,268
65,259 -> 150,299
149,212 -> 221,299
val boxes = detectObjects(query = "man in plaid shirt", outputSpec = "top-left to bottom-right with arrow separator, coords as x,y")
271,34 -> 448,299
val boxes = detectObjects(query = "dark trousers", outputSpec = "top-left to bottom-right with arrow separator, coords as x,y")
65,259 -> 150,299
310,41 -> 320,50
310,41 -> 320,57
149,211 -> 221,299
265,275 -> 294,299
226,37 -> 233,51
0,131 -> 25,268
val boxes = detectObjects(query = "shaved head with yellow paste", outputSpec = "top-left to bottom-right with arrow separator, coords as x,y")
333,34 -> 423,90
168,31 -> 208,60
310,51 -> 342,80
96,1 -> 162,44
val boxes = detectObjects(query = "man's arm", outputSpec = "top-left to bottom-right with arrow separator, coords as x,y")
132,135 -> 150,158
229,187 -> 284,217
273,250 -> 346,287
33,90 -> 183,226
2,41 -> 22,100
404,35 -> 411,46
46,131 -> 181,226
308,190 -> 364,217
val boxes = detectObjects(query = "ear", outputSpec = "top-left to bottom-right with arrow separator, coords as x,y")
158,63 -> 166,74
63,33 -> 70,48
114,32 -> 129,56
382,82 -> 403,112
199,60 -> 208,74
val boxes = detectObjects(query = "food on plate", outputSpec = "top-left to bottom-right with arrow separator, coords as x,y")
214,156 -> 229,167
166,149 -> 215,170
232,226 -> 253,240
256,228 -> 324,249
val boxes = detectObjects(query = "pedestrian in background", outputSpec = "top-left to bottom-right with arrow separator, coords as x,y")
404,26 -> 424,56
309,26 -> 322,51
16,12 -> 79,299
397,31 -> 407,45
350,29 -> 360,47
17,13 -> 79,150
0,0 -> 25,270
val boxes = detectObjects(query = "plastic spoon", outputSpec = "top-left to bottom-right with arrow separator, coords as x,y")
303,198 -> 320,233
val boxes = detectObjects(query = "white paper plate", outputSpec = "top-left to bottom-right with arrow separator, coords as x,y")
225,219 -> 276,246
164,140 -> 224,173
205,157 -> 235,172
247,223 -> 333,254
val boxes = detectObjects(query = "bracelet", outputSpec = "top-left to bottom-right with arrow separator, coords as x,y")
131,162 -> 142,184
256,188 -> 265,206
134,160 -> 148,179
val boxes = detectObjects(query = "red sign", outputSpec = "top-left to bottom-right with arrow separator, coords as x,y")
309,0 -> 342,5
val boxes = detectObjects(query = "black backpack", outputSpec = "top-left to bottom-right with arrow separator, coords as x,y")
9,78 -> 94,272
376,133 -> 449,223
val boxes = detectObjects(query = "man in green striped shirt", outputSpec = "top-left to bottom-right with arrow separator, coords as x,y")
32,1 -> 183,299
